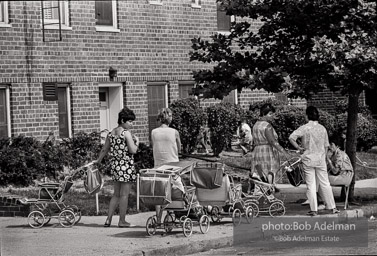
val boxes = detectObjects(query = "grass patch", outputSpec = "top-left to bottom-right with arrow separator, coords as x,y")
0,178 -> 150,216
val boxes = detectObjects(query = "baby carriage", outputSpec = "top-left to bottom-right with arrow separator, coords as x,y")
243,156 -> 303,217
192,162 -> 254,226
20,162 -> 99,228
138,161 -> 210,237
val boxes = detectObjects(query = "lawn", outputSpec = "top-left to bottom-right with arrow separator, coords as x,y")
1,152 -> 376,216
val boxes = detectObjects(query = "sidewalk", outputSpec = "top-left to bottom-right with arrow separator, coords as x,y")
1,179 -> 376,256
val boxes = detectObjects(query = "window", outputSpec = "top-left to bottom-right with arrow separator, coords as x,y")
0,85 -> 10,138
191,0 -> 201,8
274,93 -> 288,104
42,0 -> 70,29
42,83 -> 71,138
0,1 -> 10,27
148,0 -> 163,5
222,89 -> 237,105
147,82 -> 168,134
217,2 -> 231,32
95,0 -> 120,32
178,81 -> 194,99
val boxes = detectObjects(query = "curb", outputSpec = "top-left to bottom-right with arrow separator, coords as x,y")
132,235 -> 233,256
136,204 -> 377,256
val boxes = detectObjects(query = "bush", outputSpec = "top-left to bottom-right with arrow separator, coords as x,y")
337,113 -> 377,151
247,99 -> 337,149
59,131 -> 102,171
170,98 -> 207,154
0,136 -> 47,186
133,143 -> 154,171
207,102 -> 245,156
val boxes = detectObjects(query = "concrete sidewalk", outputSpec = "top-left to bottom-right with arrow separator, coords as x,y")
1,179 -> 376,256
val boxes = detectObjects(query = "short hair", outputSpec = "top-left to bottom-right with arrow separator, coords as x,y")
260,103 -> 275,117
117,107 -> 136,125
306,106 -> 319,121
157,108 -> 173,125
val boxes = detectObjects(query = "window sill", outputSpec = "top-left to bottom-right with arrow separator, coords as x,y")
0,23 -> 11,28
191,4 -> 201,9
44,25 -> 72,31
216,31 -> 231,36
149,1 -> 163,6
95,26 -> 120,33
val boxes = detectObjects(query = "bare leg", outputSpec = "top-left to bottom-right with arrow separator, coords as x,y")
118,182 -> 131,226
106,181 -> 121,225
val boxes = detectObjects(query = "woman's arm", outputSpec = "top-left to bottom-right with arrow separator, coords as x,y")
96,136 -> 111,163
124,130 -> 139,154
265,125 -> 290,159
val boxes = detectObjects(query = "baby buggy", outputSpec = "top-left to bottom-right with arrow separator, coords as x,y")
243,156 -> 303,217
20,162 -> 98,228
192,162 -> 254,226
139,161 -> 211,237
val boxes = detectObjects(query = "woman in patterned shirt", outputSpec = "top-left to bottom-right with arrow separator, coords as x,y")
96,107 -> 139,228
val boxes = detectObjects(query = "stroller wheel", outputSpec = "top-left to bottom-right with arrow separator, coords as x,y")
244,206 -> 254,223
199,215 -> 210,234
182,218 -> 193,237
146,216 -> 157,236
232,208 -> 242,226
269,201 -> 285,217
163,213 -> 174,233
28,211 -> 45,229
66,205 -> 82,224
58,209 -> 76,228
245,200 -> 259,217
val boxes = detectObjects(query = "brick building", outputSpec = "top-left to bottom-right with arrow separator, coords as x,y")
0,0 -> 306,143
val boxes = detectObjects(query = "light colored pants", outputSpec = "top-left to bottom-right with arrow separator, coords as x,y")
303,164 -> 336,212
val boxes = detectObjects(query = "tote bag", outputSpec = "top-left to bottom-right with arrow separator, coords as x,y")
84,164 -> 104,195
139,173 -> 172,206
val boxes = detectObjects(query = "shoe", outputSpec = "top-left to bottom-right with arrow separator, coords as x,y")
118,221 -> 131,228
301,200 -> 310,206
307,211 -> 318,216
104,219 -> 111,227
332,208 -> 340,214
318,204 -> 326,211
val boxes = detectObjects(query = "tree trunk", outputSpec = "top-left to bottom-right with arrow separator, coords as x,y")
344,88 -> 362,202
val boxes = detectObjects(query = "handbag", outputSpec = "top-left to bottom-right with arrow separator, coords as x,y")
84,164 -> 104,195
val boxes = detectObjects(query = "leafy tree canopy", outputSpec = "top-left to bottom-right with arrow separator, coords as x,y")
190,0 -> 377,99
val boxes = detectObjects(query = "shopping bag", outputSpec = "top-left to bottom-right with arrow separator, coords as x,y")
139,173 -> 172,206
286,162 -> 305,187
84,164 -> 104,195
190,162 -> 223,189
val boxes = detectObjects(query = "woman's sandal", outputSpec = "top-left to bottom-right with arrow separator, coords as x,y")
104,219 -> 111,227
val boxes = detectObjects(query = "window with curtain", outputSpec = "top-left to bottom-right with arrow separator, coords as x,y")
217,2 -> 231,31
0,87 -> 8,138
147,82 -> 167,135
178,81 -> 194,99
95,0 -> 119,31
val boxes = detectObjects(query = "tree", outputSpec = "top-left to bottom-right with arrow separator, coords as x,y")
190,0 -> 377,201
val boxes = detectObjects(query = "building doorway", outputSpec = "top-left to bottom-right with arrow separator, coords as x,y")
99,83 -> 123,133
365,88 -> 377,119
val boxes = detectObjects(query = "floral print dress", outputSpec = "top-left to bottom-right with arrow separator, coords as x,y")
108,130 -> 137,183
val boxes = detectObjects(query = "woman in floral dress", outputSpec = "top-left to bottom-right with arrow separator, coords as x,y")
96,107 -> 139,227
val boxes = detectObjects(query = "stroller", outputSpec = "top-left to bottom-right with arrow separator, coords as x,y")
139,161 -> 210,237
243,156 -> 303,217
192,162 -> 254,226
20,162 -> 98,228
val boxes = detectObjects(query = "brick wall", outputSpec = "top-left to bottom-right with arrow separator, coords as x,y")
0,1 -> 307,143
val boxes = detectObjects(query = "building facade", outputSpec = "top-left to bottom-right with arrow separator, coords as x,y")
0,0 -> 305,143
